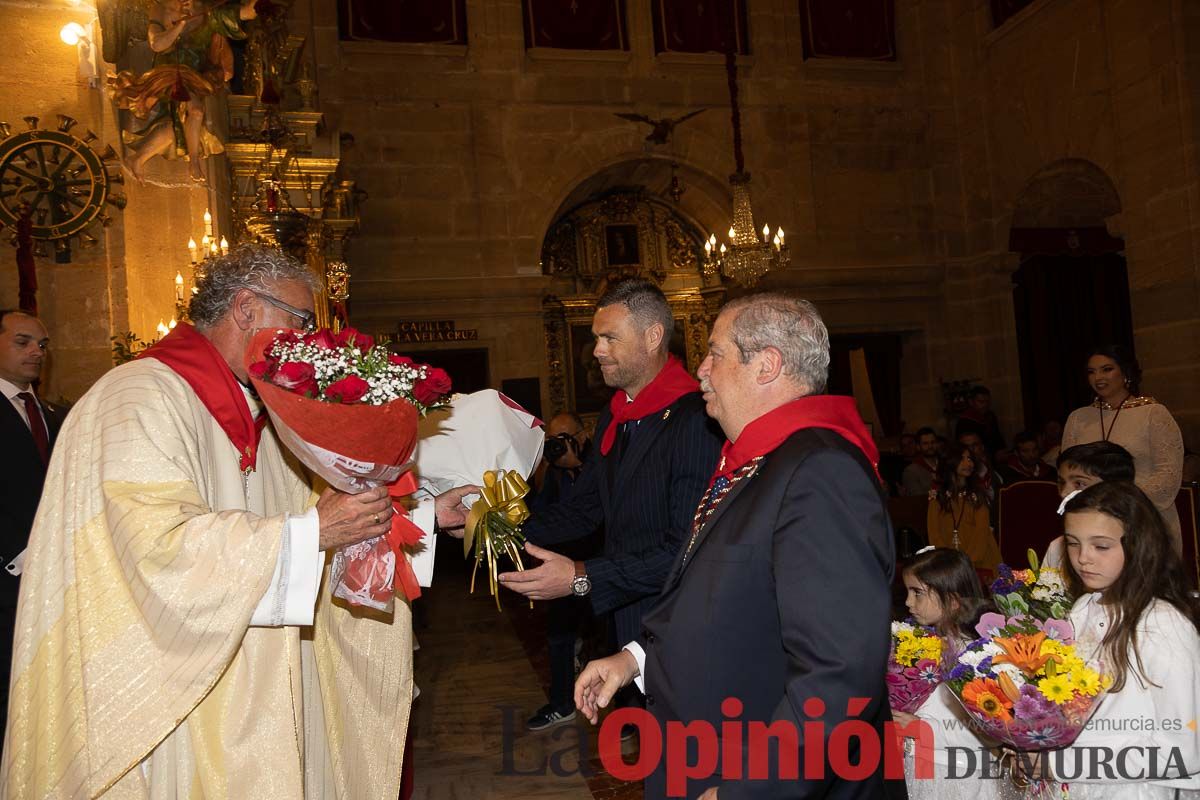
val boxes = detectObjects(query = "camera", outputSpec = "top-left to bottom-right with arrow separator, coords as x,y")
543,432 -> 580,463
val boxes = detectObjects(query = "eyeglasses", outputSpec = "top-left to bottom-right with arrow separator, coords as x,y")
254,292 -> 317,333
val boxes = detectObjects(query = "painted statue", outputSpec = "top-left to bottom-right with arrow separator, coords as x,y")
104,0 -> 258,183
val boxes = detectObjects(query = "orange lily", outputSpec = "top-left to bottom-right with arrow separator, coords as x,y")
992,632 -> 1062,677
996,671 -> 1023,704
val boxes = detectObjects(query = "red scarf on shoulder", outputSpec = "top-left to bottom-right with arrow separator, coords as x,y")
714,395 -> 880,484
600,356 -> 699,455
140,323 -> 267,471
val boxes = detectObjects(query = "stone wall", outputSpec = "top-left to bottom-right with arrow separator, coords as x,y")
307,0 -> 951,426
930,0 -> 1200,446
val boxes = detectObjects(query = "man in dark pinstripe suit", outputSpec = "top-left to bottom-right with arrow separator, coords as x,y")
499,279 -> 722,660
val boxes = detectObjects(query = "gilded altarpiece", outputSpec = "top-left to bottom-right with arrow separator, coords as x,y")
541,191 -> 725,417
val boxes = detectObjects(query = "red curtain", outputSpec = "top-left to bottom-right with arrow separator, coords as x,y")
799,0 -> 896,61
523,0 -> 627,50
652,0 -> 748,55
337,0 -> 467,44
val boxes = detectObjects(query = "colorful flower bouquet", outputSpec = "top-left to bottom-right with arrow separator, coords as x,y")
945,616 -> 1108,751
888,620 -> 945,713
246,327 -> 451,612
989,550 -> 1072,622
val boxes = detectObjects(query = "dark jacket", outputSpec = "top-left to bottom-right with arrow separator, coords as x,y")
638,428 -> 906,800
0,394 -> 67,608
522,392 -> 723,645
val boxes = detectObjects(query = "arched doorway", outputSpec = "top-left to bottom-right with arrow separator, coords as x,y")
538,158 -> 728,418
1010,159 -> 1133,430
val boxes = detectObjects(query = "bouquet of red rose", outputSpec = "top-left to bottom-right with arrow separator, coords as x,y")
246,326 -> 452,612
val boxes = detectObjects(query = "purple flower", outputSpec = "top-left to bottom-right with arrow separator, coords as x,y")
1012,719 -> 1075,749
977,656 -> 994,675
998,563 -> 1014,580
949,663 -> 972,681
1014,684 -> 1056,718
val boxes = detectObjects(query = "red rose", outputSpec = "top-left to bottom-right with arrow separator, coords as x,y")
294,378 -> 320,398
413,367 -> 451,405
334,327 -> 374,350
304,329 -> 337,349
274,361 -> 316,391
248,360 -> 272,380
388,354 -> 415,368
324,374 -> 371,404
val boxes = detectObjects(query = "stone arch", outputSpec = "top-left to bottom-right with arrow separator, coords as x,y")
1010,158 -> 1122,232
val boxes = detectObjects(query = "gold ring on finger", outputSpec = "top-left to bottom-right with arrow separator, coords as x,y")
373,513 -> 380,524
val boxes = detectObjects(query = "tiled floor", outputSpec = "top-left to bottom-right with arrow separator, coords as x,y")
409,543 -> 643,800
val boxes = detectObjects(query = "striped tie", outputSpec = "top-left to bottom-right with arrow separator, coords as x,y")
681,457 -> 762,566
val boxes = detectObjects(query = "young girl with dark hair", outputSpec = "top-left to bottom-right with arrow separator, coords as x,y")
1045,481 -> 1200,798
895,548 -> 1000,799
926,444 -> 1002,576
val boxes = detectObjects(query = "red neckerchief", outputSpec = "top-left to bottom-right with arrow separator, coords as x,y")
713,395 -> 880,486
140,323 -> 267,471
600,356 -> 699,455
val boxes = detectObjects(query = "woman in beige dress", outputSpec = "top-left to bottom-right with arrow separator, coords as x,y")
1060,345 -> 1185,553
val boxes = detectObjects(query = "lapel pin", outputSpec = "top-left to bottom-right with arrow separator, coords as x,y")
662,409 -> 671,420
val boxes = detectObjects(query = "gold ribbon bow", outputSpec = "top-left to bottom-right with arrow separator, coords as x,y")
464,469 -> 532,610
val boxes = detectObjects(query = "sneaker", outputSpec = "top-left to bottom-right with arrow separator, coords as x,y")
526,704 -> 576,731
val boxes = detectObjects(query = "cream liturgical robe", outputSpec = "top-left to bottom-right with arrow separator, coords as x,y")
1,358 -> 414,799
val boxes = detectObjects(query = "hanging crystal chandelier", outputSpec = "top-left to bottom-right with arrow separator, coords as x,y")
701,44 -> 789,286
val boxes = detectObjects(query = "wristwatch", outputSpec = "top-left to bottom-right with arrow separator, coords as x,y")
571,561 -> 591,597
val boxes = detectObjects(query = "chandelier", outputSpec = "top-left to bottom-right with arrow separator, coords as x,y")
702,46 -> 789,286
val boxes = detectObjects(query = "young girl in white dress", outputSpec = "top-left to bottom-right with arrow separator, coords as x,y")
896,547 -> 1007,800
1040,482 -> 1200,799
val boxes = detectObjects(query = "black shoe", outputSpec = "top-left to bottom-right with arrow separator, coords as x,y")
526,704 -> 576,731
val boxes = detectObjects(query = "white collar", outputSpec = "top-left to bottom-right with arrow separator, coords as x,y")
0,376 -> 34,403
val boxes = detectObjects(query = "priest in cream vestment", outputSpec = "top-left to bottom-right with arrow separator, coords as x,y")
1,246 -> 473,799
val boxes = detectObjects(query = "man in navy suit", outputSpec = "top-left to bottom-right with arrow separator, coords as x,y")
499,279 -> 722,672
0,309 -> 66,747
576,294 -> 904,799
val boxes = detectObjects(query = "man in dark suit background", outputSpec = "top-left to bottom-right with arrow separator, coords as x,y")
576,294 -> 904,799
498,279 -> 722,693
0,309 -> 66,747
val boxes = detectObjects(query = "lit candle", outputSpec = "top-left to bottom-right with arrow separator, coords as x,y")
201,233 -> 211,252
210,241 -> 218,256
727,226 -> 736,240
709,233 -> 717,245
762,223 -> 770,241
156,320 -> 168,336
778,228 -> 784,243
719,243 -> 727,254
203,208 -> 212,237
174,272 -> 184,303
219,236 -> 229,255
187,238 -> 197,263
704,240 -> 712,254
168,317 -> 177,330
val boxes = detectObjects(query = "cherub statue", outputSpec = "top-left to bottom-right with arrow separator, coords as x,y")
104,0 -> 258,183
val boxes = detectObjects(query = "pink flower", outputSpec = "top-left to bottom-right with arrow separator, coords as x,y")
324,375 -> 370,404
1040,618 -> 1075,644
413,367 -> 451,405
275,361 -> 316,391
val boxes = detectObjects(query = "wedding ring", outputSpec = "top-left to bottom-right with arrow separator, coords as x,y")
373,513 -> 380,524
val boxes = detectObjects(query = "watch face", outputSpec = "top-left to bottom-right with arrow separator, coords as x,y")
572,575 -> 591,596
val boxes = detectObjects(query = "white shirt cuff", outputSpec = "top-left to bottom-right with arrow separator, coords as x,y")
409,497 -> 437,587
249,507 -> 322,627
623,641 -> 646,693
